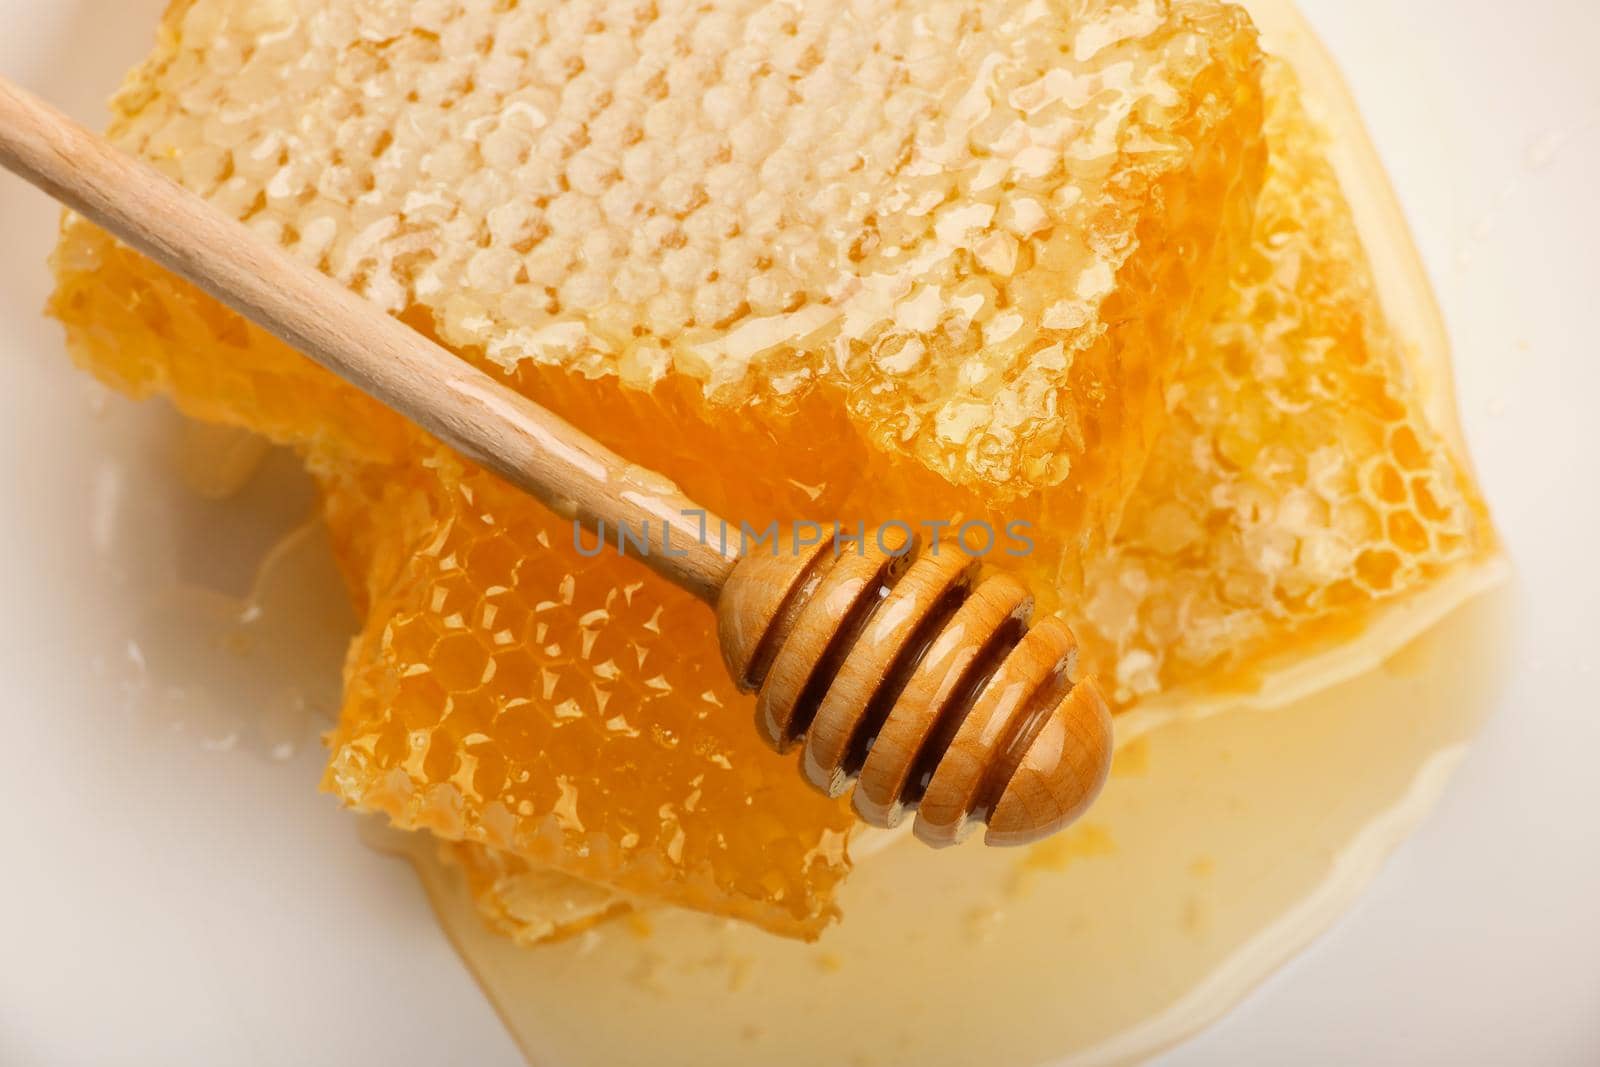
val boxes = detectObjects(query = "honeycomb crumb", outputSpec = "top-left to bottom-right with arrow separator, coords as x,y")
442,841 -> 627,946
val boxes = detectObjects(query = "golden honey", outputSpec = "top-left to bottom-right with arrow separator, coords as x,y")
46,0 -> 1501,949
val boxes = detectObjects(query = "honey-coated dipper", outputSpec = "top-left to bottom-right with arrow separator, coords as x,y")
0,76 -> 1111,848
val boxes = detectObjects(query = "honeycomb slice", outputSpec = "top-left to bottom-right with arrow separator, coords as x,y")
1073,57 -> 1498,706
52,0 -> 1267,568
47,0 -> 1269,938
312,446 -> 854,937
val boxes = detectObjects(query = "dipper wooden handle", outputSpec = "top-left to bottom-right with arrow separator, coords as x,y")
0,75 -> 1112,847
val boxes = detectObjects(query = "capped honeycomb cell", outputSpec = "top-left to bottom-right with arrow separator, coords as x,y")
53,0 -> 1267,565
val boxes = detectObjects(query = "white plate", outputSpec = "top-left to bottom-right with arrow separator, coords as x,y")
1,2 -> 1595,1064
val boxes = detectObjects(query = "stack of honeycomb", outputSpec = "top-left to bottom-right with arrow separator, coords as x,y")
47,0 -> 1495,942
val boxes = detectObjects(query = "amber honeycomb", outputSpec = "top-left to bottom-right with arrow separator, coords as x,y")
313,445 -> 855,935
1071,59 -> 1497,704
49,0 -> 1268,938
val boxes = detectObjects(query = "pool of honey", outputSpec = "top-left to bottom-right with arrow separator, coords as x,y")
401,583 -> 1510,1067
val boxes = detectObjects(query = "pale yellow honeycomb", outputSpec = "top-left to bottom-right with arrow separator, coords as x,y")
56,0 -> 1266,564
1074,59 -> 1496,703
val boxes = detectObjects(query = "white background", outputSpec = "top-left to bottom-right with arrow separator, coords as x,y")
1,1 -> 1596,1064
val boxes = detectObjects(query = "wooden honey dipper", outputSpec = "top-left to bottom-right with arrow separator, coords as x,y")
0,76 -> 1112,848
